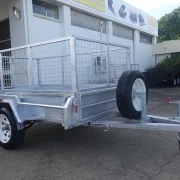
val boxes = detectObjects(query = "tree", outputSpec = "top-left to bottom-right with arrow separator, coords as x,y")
158,7 -> 180,43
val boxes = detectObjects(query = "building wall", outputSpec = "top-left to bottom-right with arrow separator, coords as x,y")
110,36 -> 134,68
0,0 -> 27,47
8,0 -> 27,47
152,40 -> 180,55
31,16 -> 64,43
138,43 -> 153,71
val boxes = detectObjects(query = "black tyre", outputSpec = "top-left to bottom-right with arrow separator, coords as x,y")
0,108 -> 25,149
116,71 -> 148,119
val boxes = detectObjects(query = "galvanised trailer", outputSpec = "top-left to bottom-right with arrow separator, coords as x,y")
0,36 -> 180,149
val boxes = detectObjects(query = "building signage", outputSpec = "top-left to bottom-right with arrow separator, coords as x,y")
106,0 -> 158,35
74,0 -> 105,12
73,0 -> 158,36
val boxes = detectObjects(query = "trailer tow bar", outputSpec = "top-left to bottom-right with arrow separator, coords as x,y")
92,93 -> 180,150
167,97 -> 180,150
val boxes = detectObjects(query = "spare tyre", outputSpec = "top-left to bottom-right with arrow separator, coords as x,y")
116,71 -> 148,119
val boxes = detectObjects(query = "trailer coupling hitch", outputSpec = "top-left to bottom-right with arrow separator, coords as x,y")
93,122 -> 110,132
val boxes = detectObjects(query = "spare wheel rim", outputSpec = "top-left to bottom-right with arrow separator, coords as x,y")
0,114 -> 11,143
132,78 -> 146,111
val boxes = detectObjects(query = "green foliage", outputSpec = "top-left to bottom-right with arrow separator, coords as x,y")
146,53 -> 180,72
158,7 -> 180,43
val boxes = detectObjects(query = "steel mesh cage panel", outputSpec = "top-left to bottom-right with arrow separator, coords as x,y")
0,36 -> 131,92
31,40 -> 71,91
76,39 -> 108,89
75,38 -> 131,90
131,64 -> 139,70
109,44 -> 129,85
0,48 -> 29,90
0,38 -> 72,91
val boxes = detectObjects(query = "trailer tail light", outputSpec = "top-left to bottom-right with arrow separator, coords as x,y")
74,105 -> 78,113
167,97 -> 171,103
73,101 -> 78,113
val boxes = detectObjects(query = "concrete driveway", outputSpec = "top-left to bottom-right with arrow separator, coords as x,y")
0,88 -> 180,180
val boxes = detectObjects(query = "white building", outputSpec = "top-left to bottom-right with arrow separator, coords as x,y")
152,40 -> 180,65
0,0 -> 158,72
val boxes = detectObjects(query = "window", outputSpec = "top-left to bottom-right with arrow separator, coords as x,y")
113,24 -> 133,40
32,0 -> 59,20
140,33 -> 152,44
71,10 -> 106,33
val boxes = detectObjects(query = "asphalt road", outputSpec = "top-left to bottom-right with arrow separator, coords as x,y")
1,88 -> 180,180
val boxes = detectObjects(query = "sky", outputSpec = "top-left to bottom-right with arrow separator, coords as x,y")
125,0 -> 180,19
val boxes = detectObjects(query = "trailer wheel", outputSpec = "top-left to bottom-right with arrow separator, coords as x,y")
0,108 -> 25,149
116,71 -> 148,119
